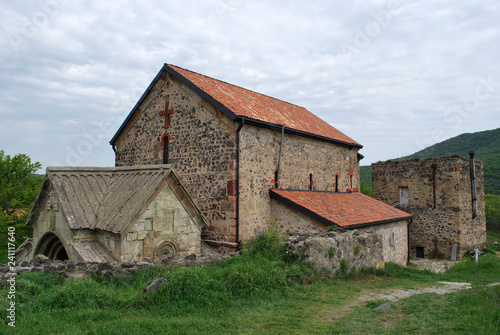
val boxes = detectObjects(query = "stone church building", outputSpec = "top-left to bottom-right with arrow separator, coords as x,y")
19,63 -> 414,265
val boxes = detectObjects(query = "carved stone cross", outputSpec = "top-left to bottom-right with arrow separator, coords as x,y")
159,101 -> 175,129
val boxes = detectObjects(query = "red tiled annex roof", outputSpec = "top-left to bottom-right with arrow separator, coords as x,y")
168,64 -> 360,147
270,189 -> 412,228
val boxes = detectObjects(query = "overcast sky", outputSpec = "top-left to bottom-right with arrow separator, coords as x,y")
1,0 -> 499,172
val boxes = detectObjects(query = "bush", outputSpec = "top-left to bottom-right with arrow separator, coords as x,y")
486,194 -> 500,230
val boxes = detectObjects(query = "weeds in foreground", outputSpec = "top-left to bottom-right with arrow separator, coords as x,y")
1,230 -> 499,334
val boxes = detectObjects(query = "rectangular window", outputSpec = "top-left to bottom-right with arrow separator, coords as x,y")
399,186 -> 409,206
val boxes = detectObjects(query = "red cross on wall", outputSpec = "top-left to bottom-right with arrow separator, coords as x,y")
159,101 -> 175,129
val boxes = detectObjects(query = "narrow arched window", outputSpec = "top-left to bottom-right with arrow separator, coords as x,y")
163,136 -> 169,164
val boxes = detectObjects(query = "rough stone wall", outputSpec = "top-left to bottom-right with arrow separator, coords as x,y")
372,156 -> 486,259
358,221 -> 408,265
238,125 -> 360,240
114,73 -> 238,241
287,231 -> 385,276
270,198 -> 325,235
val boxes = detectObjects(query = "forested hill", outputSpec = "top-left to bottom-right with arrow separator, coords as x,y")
361,127 -> 500,195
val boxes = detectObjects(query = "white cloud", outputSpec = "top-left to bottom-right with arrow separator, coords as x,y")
0,0 -> 499,171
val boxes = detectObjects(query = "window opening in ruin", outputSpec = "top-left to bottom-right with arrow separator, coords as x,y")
399,186 -> 409,206
335,175 -> 339,192
163,136 -> 169,164
274,170 -> 279,188
309,173 -> 313,190
416,246 -> 424,258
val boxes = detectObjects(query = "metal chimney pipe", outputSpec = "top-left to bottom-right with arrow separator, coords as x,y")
469,151 -> 478,219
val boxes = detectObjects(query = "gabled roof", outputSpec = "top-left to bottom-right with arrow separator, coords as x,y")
110,64 -> 362,149
270,189 -> 412,229
26,165 -> 208,234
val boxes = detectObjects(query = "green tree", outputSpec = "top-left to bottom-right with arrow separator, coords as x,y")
0,150 -> 43,262
0,149 -> 42,214
360,179 -> 372,197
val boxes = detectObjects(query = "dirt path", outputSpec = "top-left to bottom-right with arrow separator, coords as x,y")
325,281 -> 500,322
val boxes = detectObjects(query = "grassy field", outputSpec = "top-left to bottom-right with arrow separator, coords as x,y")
1,233 -> 499,334
487,229 -> 500,243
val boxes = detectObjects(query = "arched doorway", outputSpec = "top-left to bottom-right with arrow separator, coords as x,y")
35,233 -> 69,260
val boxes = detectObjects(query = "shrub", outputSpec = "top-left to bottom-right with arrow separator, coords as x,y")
242,222 -> 296,264
328,247 -> 336,258
338,259 -> 349,276
326,224 -> 338,232
354,245 -> 360,255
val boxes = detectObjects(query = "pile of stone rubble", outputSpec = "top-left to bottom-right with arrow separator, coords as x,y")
1,252 -> 237,281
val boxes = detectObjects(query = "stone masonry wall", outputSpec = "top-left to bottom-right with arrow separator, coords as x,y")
372,156 -> 486,259
359,220 -> 408,265
287,230 -> 385,276
114,73 -> 237,242
238,124 -> 361,240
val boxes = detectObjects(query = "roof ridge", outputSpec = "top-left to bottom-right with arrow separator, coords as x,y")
167,64 -> 309,111
47,165 -> 172,173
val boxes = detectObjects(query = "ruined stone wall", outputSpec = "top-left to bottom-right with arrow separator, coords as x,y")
287,231 -> 385,276
114,73 -> 238,241
238,125 -> 360,240
372,156 -> 486,259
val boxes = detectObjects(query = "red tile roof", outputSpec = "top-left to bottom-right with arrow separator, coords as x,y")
167,64 -> 361,147
270,189 -> 412,228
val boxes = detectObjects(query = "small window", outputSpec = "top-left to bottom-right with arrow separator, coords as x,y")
274,170 -> 279,188
335,175 -> 339,192
309,173 -> 313,190
399,186 -> 409,206
389,232 -> 395,247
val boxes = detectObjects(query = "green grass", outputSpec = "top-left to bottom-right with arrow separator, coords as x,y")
1,232 -> 499,334
487,229 -> 500,243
